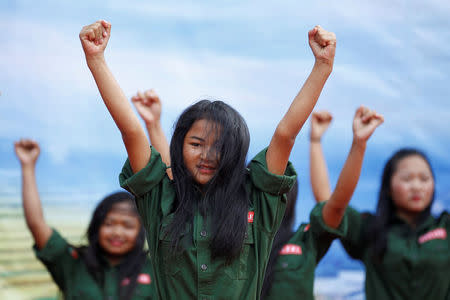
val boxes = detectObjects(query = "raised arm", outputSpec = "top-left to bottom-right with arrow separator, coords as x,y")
310,111 -> 333,202
266,26 -> 336,174
80,20 -> 150,173
322,106 -> 384,228
132,89 -> 173,179
14,139 -> 52,249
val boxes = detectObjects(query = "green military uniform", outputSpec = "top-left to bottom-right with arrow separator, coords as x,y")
264,201 -> 348,300
119,147 -> 297,300
34,229 -> 154,300
340,206 -> 450,300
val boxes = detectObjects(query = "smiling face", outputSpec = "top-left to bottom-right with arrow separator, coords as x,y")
182,119 -> 220,186
98,202 -> 141,258
390,155 -> 434,218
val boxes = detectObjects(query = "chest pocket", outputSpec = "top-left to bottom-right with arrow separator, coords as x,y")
133,283 -> 154,300
224,224 -> 255,280
69,268 -> 103,300
273,243 -> 305,272
417,229 -> 449,269
158,215 -> 190,276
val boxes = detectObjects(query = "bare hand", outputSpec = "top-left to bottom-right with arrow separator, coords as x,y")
79,20 -> 111,60
131,89 -> 162,125
311,110 -> 333,140
14,139 -> 40,166
308,25 -> 336,67
353,106 -> 384,143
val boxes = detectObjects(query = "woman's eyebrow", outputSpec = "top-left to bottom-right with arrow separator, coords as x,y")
189,136 -> 205,141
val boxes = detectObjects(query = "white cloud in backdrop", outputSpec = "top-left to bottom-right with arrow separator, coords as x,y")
1,0 -> 449,198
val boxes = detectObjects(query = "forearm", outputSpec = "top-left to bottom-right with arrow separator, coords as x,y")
146,122 -> 171,166
280,63 -> 332,138
267,63 -> 332,174
21,165 -> 52,249
87,56 -> 141,135
87,57 -> 150,172
322,140 -> 366,228
310,141 -> 331,202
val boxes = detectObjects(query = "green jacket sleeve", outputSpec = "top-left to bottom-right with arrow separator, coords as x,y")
33,229 -> 78,292
247,148 -> 297,234
309,201 -> 348,262
119,146 -> 175,256
339,206 -> 373,260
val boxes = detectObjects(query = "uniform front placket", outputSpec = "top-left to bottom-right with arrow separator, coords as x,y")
196,213 -> 213,300
103,266 -> 117,300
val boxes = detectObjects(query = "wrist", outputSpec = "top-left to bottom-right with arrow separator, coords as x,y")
86,55 -> 106,69
352,138 -> 367,151
21,163 -> 36,171
146,120 -> 162,130
313,60 -> 333,75
310,136 -> 321,143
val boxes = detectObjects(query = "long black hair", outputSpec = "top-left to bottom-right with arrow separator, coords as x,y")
367,148 -> 435,262
168,100 -> 250,262
78,191 -> 147,300
261,179 -> 299,298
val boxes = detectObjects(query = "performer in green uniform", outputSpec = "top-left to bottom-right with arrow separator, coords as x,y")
80,18 -> 336,299
14,139 -> 154,300
309,114 -> 450,300
261,106 -> 383,300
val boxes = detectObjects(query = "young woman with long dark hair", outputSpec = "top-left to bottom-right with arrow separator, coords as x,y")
15,139 -> 154,300
310,126 -> 449,299
80,19 -> 336,299
132,95 -> 383,300
261,106 -> 383,300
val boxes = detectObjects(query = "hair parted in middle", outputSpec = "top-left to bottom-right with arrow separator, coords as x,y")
168,99 -> 251,261
366,148 -> 435,262
79,191 -> 147,300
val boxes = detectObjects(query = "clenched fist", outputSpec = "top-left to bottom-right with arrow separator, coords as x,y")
353,106 -> 384,143
131,89 -> 162,126
79,20 -> 111,61
311,110 -> 333,141
308,25 -> 336,68
14,139 -> 40,167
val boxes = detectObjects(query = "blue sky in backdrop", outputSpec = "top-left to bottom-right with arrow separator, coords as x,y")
1,0 -> 450,276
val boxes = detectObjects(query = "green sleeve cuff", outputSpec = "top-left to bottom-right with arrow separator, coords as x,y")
248,148 -> 297,195
310,201 -> 348,238
119,147 -> 168,197
33,229 -> 69,262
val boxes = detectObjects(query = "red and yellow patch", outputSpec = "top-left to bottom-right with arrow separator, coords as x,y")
279,244 -> 302,255
418,228 -> 447,244
303,224 -> 310,232
121,278 -> 131,286
248,211 -> 254,223
69,248 -> 78,259
137,273 -> 151,285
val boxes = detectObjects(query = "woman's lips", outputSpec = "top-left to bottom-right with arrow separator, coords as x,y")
198,164 -> 216,174
411,195 -> 422,201
109,239 -> 125,247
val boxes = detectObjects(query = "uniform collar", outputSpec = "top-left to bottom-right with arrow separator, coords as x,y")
391,213 -> 434,234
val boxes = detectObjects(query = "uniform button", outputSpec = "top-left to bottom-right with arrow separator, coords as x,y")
282,262 -> 288,268
200,230 -> 207,237
201,264 -> 208,271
